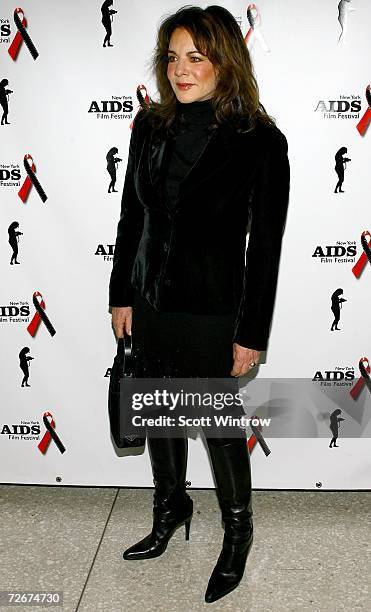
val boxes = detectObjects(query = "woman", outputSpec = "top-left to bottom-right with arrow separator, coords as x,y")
334,146 -> 351,193
109,5 -> 290,604
330,288 -> 347,331
19,347 -> 34,387
8,221 -> 23,264
101,0 -> 117,47
106,147 -> 122,193
329,409 -> 345,447
0,78 -> 13,125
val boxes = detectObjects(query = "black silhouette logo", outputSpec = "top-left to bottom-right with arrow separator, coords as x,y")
8,221 -> 23,264
106,147 -> 122,193
330,288 -> 347,331
334,147 -> 351,193
329,408 -> 345,447
337,0 -> 355,45
19,346 -> 34,387
0,78 -> 13,125
101,0 -> 117,47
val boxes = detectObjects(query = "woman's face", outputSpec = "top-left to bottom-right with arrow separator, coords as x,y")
167,27 -> 217,103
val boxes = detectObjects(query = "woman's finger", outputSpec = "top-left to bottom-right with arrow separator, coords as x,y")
124,311 -> 132,336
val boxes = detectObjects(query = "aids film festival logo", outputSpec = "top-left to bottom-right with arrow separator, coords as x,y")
312,366 -> 355,387
312,358 -> 371,449
95,243 -> 114,262
1,421 -> 40,441
0,300 -> 30,324
0,293 -> 56,334
312,240 -> 356,264
0,18 -> 11,43
0,162 -> 20,187
88,96 -> 133,120
0,154 -> 47,200
314,93 -> 361,119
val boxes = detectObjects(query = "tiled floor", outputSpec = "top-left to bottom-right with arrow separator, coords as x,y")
0,486 -> 370,611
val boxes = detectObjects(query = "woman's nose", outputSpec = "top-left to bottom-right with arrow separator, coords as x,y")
174,60 -> 190,77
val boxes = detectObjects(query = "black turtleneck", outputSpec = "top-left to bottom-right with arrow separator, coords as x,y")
164,98 -> 216,207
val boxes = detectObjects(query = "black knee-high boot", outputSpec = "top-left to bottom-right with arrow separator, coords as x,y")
205,438 -> 253,603
122,434 -> 193,560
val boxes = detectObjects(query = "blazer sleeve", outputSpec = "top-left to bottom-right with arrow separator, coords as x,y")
108,111 -> 145,308
233,128 -> 290,351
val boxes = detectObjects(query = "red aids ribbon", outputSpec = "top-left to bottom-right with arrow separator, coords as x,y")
351,231 -> 371,278
27,291 -> 56,337
38,412 -> 66,454
129,84 -> 150,129
18,154 -> 47,203
18,154 -> 35,202
356,85 -> 371,136
248,414 -> 271,455
244,4 -> 270,52
350,358 -> 371,400
8,8 -> 39,60
244,3 -> 260,44
247,431 -> 258,453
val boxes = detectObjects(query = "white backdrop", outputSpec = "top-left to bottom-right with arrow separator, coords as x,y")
1,0 -> 370,488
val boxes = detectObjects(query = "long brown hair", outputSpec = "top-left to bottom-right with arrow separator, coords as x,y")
145,4 -> 276,133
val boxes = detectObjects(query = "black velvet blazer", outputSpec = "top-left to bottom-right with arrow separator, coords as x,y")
109,108 -> 290,351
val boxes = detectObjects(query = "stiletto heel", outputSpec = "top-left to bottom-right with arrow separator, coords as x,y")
185,517 -> 191,540
122,436 -> 193,560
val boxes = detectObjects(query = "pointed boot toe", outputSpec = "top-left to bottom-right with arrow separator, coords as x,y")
123,533 -> 167,560
205,531 -> 253,603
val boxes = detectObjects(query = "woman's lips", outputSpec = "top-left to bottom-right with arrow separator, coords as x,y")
176,83 -> 194,90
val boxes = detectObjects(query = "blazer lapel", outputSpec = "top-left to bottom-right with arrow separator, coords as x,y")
148,132 -> 170,203
148,122 -> 243,210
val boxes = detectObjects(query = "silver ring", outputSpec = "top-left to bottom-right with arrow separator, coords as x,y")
249,361 -> 256,368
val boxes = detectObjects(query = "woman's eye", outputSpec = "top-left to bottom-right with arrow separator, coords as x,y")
167,56 -> 202,62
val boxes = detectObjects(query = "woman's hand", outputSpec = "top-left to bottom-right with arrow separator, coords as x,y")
231,343 -> 260,377
111,306 -> 132,339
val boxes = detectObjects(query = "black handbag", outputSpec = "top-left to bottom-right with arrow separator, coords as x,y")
108,333 -> 146,448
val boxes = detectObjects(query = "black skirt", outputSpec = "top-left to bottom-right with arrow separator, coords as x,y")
131,289 -> 238,378
131,290 -> 246,442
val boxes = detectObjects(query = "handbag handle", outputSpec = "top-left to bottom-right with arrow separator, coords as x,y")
117,333 -> 134,377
